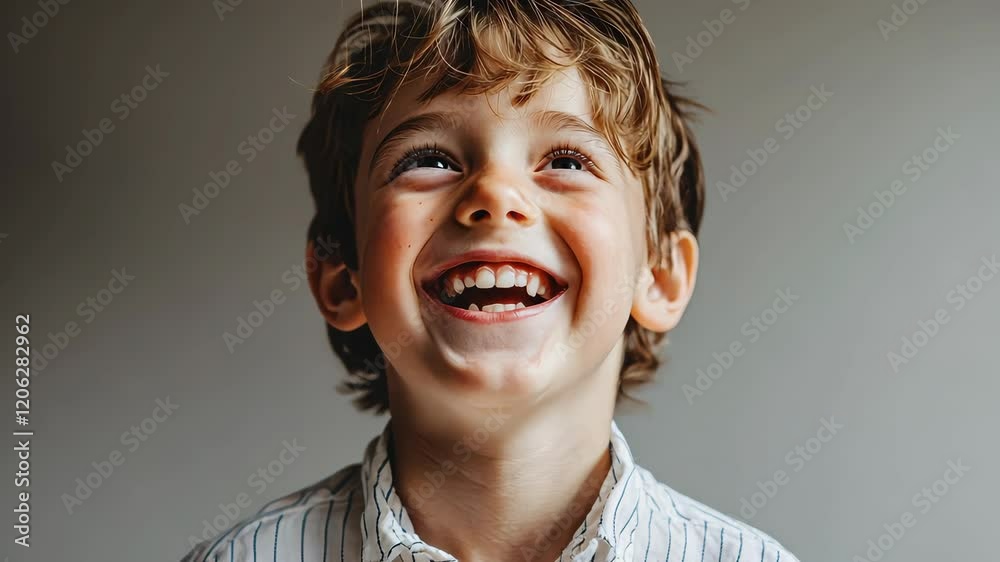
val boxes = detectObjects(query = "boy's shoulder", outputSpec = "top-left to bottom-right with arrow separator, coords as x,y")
634,463 -> 801,561
180,463 -> 363,562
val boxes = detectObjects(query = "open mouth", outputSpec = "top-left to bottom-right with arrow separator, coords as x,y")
423,261 -> 567,312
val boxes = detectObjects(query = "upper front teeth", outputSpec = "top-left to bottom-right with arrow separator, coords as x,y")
495,265 -> 516,288
439,262 -> 558,300
475,268 -> 495,288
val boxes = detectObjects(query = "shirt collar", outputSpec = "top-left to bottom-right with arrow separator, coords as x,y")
359,419 -> 648,562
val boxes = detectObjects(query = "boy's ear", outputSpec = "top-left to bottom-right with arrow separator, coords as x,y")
630,230 -> 699,333
306,241 -> 367,331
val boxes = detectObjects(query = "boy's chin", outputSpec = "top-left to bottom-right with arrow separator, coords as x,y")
432,349 -> 562,402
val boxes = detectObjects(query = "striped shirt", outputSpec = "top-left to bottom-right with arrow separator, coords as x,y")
181,420 -> 799,562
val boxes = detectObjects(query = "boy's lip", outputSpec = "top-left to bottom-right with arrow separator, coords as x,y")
417,279 -> 566,323
417,248 -> 569,323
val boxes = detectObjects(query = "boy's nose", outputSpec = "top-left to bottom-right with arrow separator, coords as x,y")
454,173 -> 539,228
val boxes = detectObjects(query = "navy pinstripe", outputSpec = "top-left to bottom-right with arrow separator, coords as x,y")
665,516 -> 672,562
252,521 -> 261,562
272,515 -> 283,562
340,491 -> 353,562
700,520 -> 707,561
681,521 -> 688,562
718,528 -> 724,562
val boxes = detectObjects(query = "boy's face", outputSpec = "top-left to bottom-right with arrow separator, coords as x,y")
312,66 -> 697,408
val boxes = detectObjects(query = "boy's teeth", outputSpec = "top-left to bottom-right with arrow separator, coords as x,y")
472,302 -> 526,313
480,303 -> 516,312
526,273 -> 540,297
437,263 -> 560,305
475,267 -> 495,289
495,265 -> 516,288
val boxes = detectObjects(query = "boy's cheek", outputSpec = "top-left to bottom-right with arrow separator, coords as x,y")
559,198 -> 636,271
359,197 -> 432,264
358,198 -> 443,338
562,192 -> 633,239
358,216 -> 418,300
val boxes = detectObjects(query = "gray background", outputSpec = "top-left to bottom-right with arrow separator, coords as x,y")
2,0 -> 998,560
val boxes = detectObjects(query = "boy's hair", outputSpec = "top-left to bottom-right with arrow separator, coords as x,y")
298,0 -> 705,413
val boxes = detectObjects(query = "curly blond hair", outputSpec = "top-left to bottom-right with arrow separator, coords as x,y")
297,0 -> 705,413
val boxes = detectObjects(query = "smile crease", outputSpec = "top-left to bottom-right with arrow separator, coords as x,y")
429,261 -> 563,312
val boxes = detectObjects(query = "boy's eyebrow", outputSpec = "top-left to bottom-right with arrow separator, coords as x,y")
532,110 -> 621,172
531,110 -> 606,143
369,112 -> 463,175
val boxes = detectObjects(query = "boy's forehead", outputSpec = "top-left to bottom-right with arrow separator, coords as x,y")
373,66 -> 596,135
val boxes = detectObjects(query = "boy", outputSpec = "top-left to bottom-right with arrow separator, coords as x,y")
183,0 -> 799,560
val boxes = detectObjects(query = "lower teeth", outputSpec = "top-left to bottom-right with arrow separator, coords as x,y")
470,302 -> 525,312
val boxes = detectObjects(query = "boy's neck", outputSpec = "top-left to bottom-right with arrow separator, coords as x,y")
386,358 -> 620,562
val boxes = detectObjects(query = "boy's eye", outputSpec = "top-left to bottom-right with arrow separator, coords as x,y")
550,156 -> 583,170
543,148 -> 594,172
406,154 -> 453,171
390,147 -> 458,180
